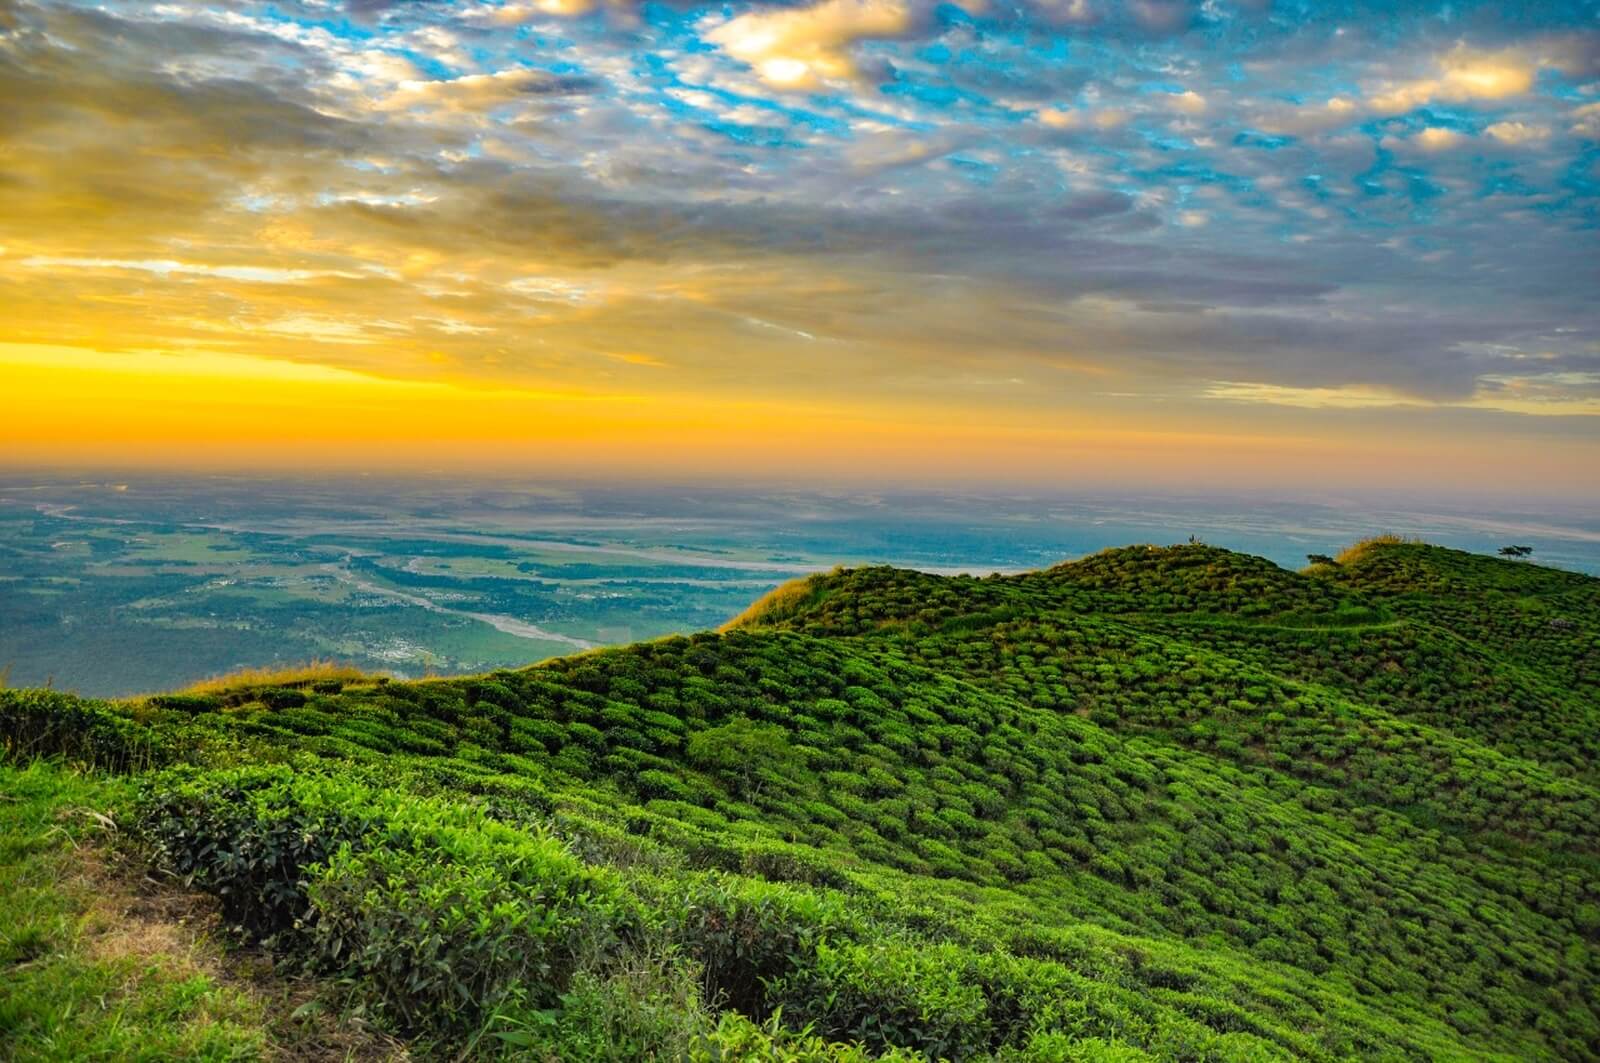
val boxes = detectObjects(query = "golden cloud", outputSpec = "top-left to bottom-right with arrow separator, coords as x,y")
1414,126 -> 1468,151
1484,121 -> 1551,145
1572,101 -> 1600,139
1165,89 -> 1207,115
377,69 -> 595,117
1036,106 -> 1129,130
703,0 -> 921,90
1369,46 -> 1537,114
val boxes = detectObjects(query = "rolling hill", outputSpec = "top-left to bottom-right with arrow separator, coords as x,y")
2,540 -> 1597,1061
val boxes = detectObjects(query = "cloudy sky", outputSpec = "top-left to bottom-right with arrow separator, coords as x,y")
2,0 -> 1597,493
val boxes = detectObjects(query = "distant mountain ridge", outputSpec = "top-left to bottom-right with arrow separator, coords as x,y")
2,540 -> 1597,1060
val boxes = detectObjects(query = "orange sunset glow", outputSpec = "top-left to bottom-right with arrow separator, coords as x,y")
2,0 -> 1598,495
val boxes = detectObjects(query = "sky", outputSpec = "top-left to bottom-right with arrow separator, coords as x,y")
1,0 -> 1598,495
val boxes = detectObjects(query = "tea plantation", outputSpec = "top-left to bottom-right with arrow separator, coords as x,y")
2,540 -> 1596,1060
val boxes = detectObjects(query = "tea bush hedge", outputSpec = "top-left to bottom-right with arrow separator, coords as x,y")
3,541 -> 1596,1059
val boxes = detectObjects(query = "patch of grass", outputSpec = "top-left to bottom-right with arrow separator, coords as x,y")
1334,533 -> 1423,566
720,570 -> 835,631
175,660 -> 372,698
0,762 -> 267,1061
0,762 -> 401,1062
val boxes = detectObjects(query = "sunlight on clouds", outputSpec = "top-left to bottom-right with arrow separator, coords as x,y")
493,0 -> 605,20
1571,102 -> 1600,139
1036,106 -> 1128,130
16,258 -> 364,285
1415,127 -> 1468,151
1203,382 -> 1425,410
1251,96 -> 1358,136
0,0 -> 1594,493
0,342 -> 440,387
505,277 -> 602,303
1484,121 -> 1552,145
607,352 -> 672,367
9,339 -> 1531,491
1033,0 -> 1098,25
1369,46 -> 1538,114
704,0 -> 920,90
1166,90 -> 1207,115
1473,372 -> 1600,416
1205,378 -> 1600,417
377,69 -> 588,117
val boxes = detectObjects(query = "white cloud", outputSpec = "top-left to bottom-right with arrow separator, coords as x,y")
1251,96 -> 1357,136
1571,101 -> 1600,139
1034,0 -> 1098,23
492,0 -> 607,19
1203,381 -> 1422,409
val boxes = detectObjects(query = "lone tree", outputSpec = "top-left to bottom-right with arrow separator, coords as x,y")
1499,545 -> 1534,560
1306,554 -> 1338,567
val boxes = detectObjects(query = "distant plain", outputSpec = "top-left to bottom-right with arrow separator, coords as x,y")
4,473 -> 1597,696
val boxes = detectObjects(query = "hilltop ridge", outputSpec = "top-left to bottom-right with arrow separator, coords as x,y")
2,540 -> 1597,1061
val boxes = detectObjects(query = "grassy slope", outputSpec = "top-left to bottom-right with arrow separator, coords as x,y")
1,541 -> 1597,1061
0,763 -> 268,1061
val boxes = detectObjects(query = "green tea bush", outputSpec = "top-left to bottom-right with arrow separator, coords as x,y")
502,953 -> 716,1061
309,823 -> 626,1035
0,688 -> 169,772
8,540 -> 1597,1060
690,1012 -> 925,1062
132,765 -> 380,945
256,687 -> 309,710
136,763 -> 637,1040
768,939 -> 993,1060
147,692 -> 225,714
664,873 -> 863,1017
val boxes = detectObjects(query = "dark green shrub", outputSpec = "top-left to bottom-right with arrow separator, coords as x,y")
767,939 -> 992,1060
134,764 -> 634,1040
636,769 -> 702,804
687,717 -> 800,797
257,688 -> 308,710
147,693 -> 225,714
666,874 -> 858,1017
739,840 -> 854,890
132,765 -> 378,946
0,689 -> 169,772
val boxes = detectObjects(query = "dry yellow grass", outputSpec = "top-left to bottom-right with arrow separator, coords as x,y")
1335,534 -> 1424,566
719,572 -> 831,631
179,659 -> 369,696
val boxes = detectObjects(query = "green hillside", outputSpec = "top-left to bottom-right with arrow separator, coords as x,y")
2,541 -> 1597,1061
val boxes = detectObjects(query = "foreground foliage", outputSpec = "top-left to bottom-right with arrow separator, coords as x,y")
0,763 -> 267,1061
2,541 -> 1597,1060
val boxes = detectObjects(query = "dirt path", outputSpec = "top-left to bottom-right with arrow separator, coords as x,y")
78,845 -> 407,1061
10,797 -> 408,1063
